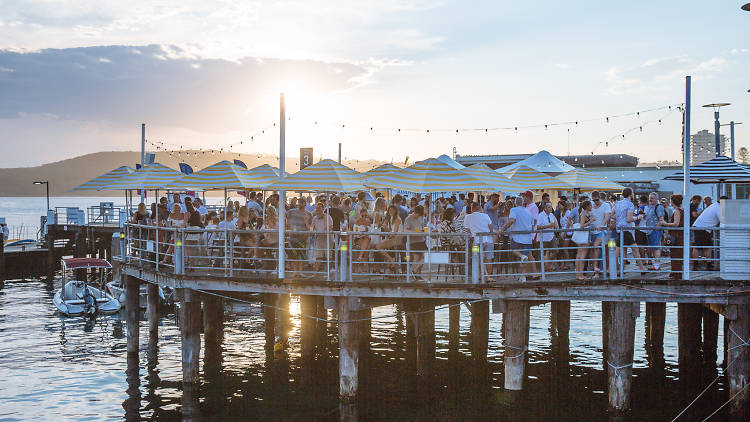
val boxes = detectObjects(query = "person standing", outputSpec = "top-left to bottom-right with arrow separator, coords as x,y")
536,202 -> 559,272
662,194 -> 685,279
691,199 -> 720,271
499,197 -> 536,281
464,202 -> 494,279
588,191 -> 612,275
613,187 -> 647,273
643,192 -> 666,270
286,198 -> 312,276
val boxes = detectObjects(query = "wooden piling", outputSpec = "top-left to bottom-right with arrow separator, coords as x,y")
604,301 -> 638,414
74,227 -> 87,280
125,275 -> 140,356
45,235 -> 55,277
415,302 -> 435,377
727,304 -> 749,420
338,297 -> 361,403
263,293 -> 277,357
0,233 -> 5,286
147,283 -> 159,345
179,288 -> 201,385
551,300 -> 570,343
471,301 -> 490,363
359,307 -> 372,359
449,302 -> 460,355
645,302 -> 666,351
203,294 -> 223,382
702,307 -> 719,365
678,303 -> 702,379
504,301 -> 529,391
300,295 -> 317,361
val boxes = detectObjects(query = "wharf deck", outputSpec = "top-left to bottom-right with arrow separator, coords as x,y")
122,263 -> 750,305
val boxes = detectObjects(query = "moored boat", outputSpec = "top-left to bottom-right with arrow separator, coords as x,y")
53,258 -> 121,316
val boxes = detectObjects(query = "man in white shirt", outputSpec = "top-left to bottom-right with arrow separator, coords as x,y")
692,200 -> 720,269
464,202 -> 494,277
499,196 -> 537,281
536,202 -> 559,271
588,191 -> 612,274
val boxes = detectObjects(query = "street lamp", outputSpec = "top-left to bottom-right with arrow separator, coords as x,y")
743,3 -> 750,11
702,103 -> 730,157
33,181 -> 50,210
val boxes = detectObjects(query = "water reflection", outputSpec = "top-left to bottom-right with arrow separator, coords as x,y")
0,281 -> 738,421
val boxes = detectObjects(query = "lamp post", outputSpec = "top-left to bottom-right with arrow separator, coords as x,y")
702,103 -> 730,198
743,3 -> 750,11
33,181 -> 50,210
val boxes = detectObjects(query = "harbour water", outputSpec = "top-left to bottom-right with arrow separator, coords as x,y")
0,278 -> 732,421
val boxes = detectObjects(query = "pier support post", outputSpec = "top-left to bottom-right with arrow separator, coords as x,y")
604,301 -> 638,414
359,307 -> 372,361
338,297 -> 361,404
727,304 -> 749,420
179,288 -> 201,385
300,295 -> 317,361
415,302 -> 435,377
0,233 -> 5,286
74,227 -> 87,280
504,301 -> 529,391
449,302 -> 460,355
125,275 -> 140,356
645,302 -> 666,356
471,301 -> 490,363
264,293 -> 277,358
203,294 -> 223,387
702,307 -> 719,365
147,283 -> 159,347
45,235 -> 55,277
551,300 -> 570,344
678,303 -> 702,380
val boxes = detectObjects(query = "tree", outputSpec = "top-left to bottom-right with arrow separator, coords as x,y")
738,147 -> 750,165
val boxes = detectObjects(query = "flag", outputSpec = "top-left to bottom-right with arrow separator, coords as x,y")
179,163 -> 194,175
233,159 -> 247,169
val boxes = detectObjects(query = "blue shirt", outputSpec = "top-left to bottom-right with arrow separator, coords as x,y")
483,201 -> 501,229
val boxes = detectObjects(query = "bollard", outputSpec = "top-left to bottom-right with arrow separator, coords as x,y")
471,243 -> 480,284
608,238 -> 618,279
340,234 -> 349,282
174,233 -> 184,275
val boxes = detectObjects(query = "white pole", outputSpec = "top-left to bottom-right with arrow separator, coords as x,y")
278,94 -> 286,279
682,76 -> 691,280
731,121 -> 737,199
141,123 -> 146,203
338,143 -> 342,164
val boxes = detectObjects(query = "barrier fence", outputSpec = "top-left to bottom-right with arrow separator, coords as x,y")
120,223 -> 749,283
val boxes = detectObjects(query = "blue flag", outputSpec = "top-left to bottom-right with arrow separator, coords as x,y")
179,163 -> 194,175
233,159 -> 247,169
136,163 -> 142,170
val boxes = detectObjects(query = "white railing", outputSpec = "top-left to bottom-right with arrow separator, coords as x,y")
120,223 -> 749,283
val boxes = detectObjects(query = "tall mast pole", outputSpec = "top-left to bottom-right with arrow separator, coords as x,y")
141,123 -> 146,203
278,94 -> 286,279
682,76 -> 691,280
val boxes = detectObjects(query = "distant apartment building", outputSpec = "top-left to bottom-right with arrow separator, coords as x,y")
690,129 -> 728,165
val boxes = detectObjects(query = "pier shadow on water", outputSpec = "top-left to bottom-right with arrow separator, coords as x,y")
0,280 -> 736,421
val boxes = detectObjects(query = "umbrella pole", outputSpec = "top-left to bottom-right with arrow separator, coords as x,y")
427,192 -> 432,281
326,191 -> 330,281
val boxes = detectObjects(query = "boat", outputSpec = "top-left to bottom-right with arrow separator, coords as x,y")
53,258 -> 121,316
4,238 -> 37,247
106,279 -> 174,309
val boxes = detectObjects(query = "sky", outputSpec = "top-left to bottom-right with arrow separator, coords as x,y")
0,0 -> 748,168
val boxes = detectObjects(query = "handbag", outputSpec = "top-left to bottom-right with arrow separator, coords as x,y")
571,223 -> 589,245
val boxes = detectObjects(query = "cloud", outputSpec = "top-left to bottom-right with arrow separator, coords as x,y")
0,44 -> 371,131
605,55 -> 729,95
554,63 -> 570,69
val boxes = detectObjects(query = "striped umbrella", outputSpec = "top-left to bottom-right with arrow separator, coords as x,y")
108,163 -> 183,190
497,165 -> 575,190
466,163 -> 523,193
266,159 -> 367,192
663,156 -> 750,183
367,157 -> 498,193
167,161 -> 276,190
556,169 -> 623,191
70,166 -> 134,191
248,164 -> 282,179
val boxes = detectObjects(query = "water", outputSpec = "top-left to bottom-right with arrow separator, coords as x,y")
0,278 -> 733,421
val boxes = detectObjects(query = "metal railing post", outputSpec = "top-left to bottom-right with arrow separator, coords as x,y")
471,242 -> 479,284
229,229 -> 234,277
340,234 -> 348,282
619,230 -> 625,278
539,236 -> 546,281
406,234 -> 411,282
479,240 -> 485,284
155,226 -> 160,271
608,237 -> 617,279
348,233 -> 353,282
600,237 -> 607,276
120,230 -> 126,262
174,230 -> 184,274
465,235 -> 470,283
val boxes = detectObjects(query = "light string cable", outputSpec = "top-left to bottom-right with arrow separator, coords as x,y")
146,122 -> 279,156
589,106 -> 683,155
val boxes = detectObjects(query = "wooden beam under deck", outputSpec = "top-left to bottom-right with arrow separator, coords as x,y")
122,264 -> 750,305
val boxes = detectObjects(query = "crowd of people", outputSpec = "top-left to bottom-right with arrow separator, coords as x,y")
128,188 -> 724,281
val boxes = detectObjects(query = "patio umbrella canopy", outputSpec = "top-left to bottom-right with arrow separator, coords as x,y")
168,161 -> 278,190
497,165 -> 575,191
70,166 -> 134,191
266,159 -> 367,192
663,156 -> 750,184
367,157 -> 499,193
466,163 -> 523,193
362,163 -> 399,180
497,150 -> 575,174
555,168 -> 623,191
108,163 -> 183,190
248,164 -> 282,181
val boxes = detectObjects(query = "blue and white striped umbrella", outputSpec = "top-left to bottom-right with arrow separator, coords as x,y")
108,163 -> 183,190
663,156 -> 750,184
266,159 -> 367,192
71,166 -> 134,191
168,161 -> 278,190
367,157 -> 499,193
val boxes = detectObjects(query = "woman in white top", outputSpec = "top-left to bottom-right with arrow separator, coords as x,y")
159,204 -> 186,265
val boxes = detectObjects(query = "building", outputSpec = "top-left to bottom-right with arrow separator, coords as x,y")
455,153 -> 639,170
690,129 -> 728,165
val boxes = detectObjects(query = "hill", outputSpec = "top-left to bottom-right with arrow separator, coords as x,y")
0,151 -> 389,196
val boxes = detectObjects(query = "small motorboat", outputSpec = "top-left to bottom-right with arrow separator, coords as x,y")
106,279 -> 174,309
53,258 -> 121,316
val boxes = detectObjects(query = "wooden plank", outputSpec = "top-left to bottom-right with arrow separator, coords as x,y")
504,301 -> 529,391
338,296 -> 361,403
605,301 -> 637,413
122,265 -> 750,304
180,288 -> 201,385
147,283 -> 159,346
